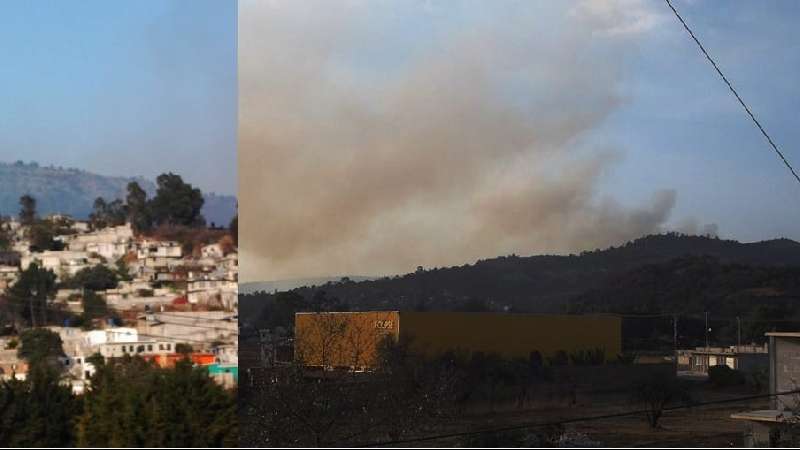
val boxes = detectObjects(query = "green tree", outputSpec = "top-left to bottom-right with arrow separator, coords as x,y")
17,328 -> 65,367
67,265 -> 119,291
28,222 -> 64,252
77,357 -> 237,447
89,197 -> 107,229
115,258 -> 132,282
229,214 -> 238,247
0,216 -> 10,250
81,291 -> 109,325
149,173 -> 205,227
19,194 -> 36,225
8,263 -> 57,327
89,197 -> 127,230
0,365 -> 77,447
126,181 -> 152,232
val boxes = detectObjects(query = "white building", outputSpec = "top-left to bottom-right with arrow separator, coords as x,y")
137,311 -> 238,349
0,266 -> 19,290
84,327 -> 139,347
65,224 -> 133,261
137,239 -> 183,260
201,243 -> 225,259
21,250 -> 92,279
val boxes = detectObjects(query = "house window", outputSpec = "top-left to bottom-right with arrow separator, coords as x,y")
137,345 -> 145,353
147,345 -> 153,352
159,344 -> 164,351
166,344 -> 171,351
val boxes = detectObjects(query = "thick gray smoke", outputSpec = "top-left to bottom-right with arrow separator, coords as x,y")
239,0 -> 680,281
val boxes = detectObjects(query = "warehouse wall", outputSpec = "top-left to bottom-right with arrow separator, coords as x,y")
295,311 -> 621,368
294,311 -> 399,368
399,312 -> 621,361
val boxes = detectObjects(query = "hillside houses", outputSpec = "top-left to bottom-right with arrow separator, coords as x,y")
0,213 -> 238,393
64,223 -> 133,261
21,250 -> 95,279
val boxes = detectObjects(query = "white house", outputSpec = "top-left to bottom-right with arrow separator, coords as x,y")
65,224 -> 133,261
21,250 -> 92,279
84,327 -> 139,347
201,243 -> 225,259
137,239 -> 183,260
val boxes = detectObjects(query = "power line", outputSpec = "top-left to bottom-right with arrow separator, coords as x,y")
358,388 -> 800,447
663,0 -> 800,186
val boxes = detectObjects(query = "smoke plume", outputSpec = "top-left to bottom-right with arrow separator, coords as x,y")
239,0 -> 678,281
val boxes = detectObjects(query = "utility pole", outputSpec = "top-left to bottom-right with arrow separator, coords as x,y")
737,316 -> 742,349
705,311 -> 710,350
30,287 -> 38,328
673,313 -> 679,373
29,297 -> 36,328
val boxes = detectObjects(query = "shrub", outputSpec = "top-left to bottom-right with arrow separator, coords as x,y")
547,350 -> 569,366
630,372 -> 691,428
748,368 -> 769,393
569,348 -> 605,365
708,365 -> 745,387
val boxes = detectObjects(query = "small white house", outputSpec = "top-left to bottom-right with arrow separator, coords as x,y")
201,243 -> 225,259
85,327 -> 139,347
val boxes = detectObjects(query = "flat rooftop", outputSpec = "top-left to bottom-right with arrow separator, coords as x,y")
730,410 -> 795,423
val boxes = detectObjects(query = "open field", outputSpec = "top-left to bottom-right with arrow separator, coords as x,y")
375,383 -> 768,447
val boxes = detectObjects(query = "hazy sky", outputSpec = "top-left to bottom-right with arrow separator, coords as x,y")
240,0 -> 800,282
0,0 -> 237,195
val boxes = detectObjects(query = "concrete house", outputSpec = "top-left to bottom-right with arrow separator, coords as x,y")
731,332 -> 800,446
65,224 -> 133,261
21,250 -> 92,279
201,243 -> 224,259
677,344 -> 769,376
137,239 -> 183,260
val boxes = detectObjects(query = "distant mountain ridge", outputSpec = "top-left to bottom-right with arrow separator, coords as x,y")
239,233 -> 800,325
240,276 -> 377,294
0,161 -> 236,226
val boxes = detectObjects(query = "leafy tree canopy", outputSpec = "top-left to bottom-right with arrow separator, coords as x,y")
149,173 -> 205,227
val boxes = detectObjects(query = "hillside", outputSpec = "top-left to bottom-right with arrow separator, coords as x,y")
0,161 -> 236,225
239,233 -> 800,332
240,276 -> 377,294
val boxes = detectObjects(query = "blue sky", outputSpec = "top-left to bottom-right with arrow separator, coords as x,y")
597,0 -> 800,243
0,0 -> 237,195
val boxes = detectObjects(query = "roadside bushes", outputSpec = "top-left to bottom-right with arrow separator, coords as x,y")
708,365 -> 746,387
569,348 -> 606,365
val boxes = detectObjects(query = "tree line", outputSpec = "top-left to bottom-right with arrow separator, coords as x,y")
0,329 -> 237,447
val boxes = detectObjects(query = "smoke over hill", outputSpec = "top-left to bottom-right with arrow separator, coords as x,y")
238,1 -> 690,282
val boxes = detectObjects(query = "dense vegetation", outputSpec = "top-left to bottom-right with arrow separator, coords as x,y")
91,174 -> 206,231
240,234 -> 800,350
0,329 -> 237,447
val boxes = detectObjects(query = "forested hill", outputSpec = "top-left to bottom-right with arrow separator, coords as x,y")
0,161 -> 236,225
239,234 -> 800,326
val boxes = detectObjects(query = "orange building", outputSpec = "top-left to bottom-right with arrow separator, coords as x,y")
143,352 -> 217,368
294,311 -> 622,370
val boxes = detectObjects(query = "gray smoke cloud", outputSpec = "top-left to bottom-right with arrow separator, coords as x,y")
239,0 -> 681,281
